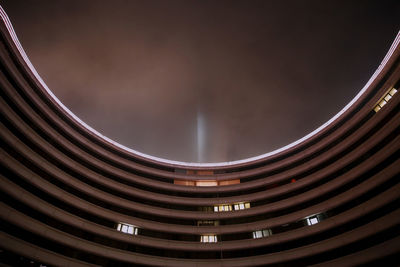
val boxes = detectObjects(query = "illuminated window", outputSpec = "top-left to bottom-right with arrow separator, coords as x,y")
379,99 -> 387,107
373,105 -> 381,112
384,94 -> 392,101
201,234 -> 218,243
306,216 -> 319,225
196,180 -> 218,186
174,178 -> 240,186
374,87 -> 397,112
214,204 -> 232,212
214,202 -> 250,212
252,229 -> 272,239
117,223 -> 138,235
389,88 -> 398,96
233,202 -> 251,210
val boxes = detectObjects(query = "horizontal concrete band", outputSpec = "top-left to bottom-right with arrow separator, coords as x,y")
0,6 -> 399,266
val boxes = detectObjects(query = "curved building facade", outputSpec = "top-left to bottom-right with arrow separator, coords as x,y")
1,7 -> 400,266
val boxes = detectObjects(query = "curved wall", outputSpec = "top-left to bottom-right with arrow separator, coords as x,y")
1,7 -> 400,266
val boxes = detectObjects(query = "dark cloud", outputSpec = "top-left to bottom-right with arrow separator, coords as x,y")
2,0 -> 399,162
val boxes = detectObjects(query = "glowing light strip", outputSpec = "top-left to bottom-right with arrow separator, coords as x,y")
1,6 -> 399,167
197,111 -> 205,163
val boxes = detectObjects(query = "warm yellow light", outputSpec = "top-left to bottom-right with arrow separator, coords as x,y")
374,106 -> 381,112
389,88 -> 398,95
196,180 -> 218,186
201,234 -> 217,243
374,87 -> 397,113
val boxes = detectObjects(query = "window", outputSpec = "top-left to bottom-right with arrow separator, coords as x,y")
174,170 -> 239,187
389,88 -> 398,96
174,180 -> 195,186
233,202 -> 250,210
374,87 -> 397,112
117,223 -> 138,235
214,204 -> 232,212
201,234 -> 218,243
174,178 -> 240,186
306,216 -> 319,225
214,202 -> 250,212
219,179 -> 240,186
197,220 -> 219,226
196,180 -> 218,186
252,229 -> 272,239
199,206 -> 213,212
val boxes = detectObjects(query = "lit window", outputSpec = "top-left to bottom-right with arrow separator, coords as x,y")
253,230 -> 262,239
252,229 -> 272,239
117,223 -> 138,235
196,180 -> 218,186
201,234 -> 217,243
214,202 -> 250,212
222,205 -> 230,211
174,177 -> 240,186
306,216 -> 319,225
389,88 -> 398,96
262,229 -> 272,236
214,204 -> 232,212
233,202 -> 250,210
374,87 -> 397,112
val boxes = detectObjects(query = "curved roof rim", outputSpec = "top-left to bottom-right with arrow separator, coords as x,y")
1,6 -> 399,168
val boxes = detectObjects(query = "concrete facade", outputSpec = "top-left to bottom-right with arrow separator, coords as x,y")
1,8 -> 400,266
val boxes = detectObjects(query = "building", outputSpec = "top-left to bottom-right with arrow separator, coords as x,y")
1,7 -> 399,266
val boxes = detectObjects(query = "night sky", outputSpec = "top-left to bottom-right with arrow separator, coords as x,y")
2,0 -> 399,163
